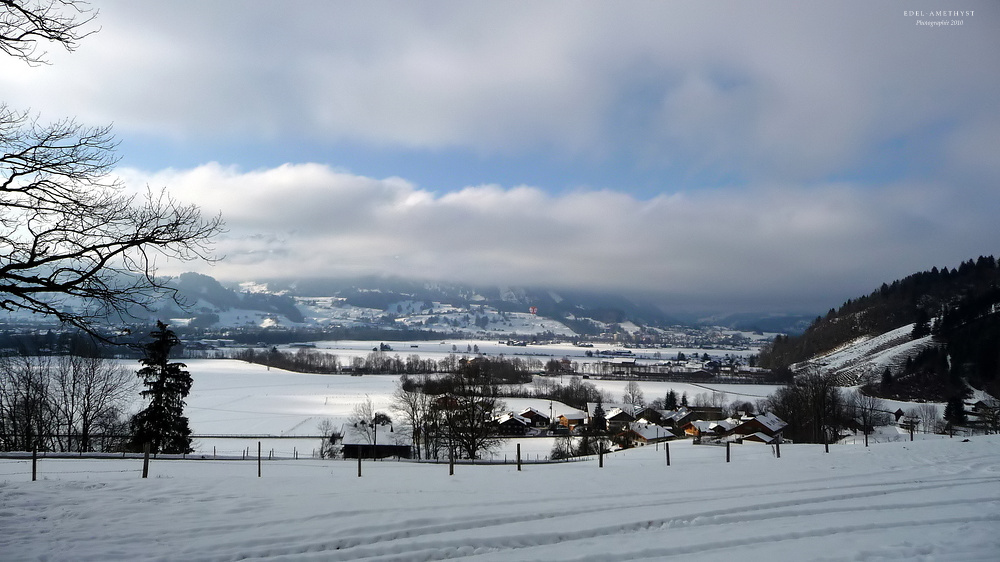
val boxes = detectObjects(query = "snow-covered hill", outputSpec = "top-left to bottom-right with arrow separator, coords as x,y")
794,323 -> 935,386
3,432 -> 997,560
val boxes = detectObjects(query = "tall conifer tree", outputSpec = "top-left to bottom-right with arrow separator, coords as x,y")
130,322 -> 193,454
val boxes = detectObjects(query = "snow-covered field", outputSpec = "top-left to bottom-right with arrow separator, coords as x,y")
274,339 -> 758,364
3,358 -> 998,559
3,434 -> 998,560
176,359 -> 584,459
176,359 -> 778,459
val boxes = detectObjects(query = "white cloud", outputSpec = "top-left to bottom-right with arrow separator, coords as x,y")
4,1 -> 997,312
2,1 -> 995,181
118,163 -> 1000,312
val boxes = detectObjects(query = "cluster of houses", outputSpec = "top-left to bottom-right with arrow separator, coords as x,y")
338,402 -> 789,459
494,404 -> 788,447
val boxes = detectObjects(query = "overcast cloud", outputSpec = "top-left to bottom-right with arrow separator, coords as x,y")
3,0 -> 998,313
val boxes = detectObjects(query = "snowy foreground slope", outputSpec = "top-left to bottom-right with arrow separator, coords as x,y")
3,436 -> 998,561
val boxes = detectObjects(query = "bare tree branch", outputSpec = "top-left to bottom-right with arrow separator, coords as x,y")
1,0 -> 98,65
1,106 -> 225,339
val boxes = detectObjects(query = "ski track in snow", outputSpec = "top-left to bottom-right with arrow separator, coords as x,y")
2,360 -> 997,560
3,435 -> 999,561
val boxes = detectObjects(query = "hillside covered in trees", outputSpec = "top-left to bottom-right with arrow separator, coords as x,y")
759,256 -> 1000,398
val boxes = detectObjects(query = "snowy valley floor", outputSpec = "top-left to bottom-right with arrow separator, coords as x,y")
2,436 -> 999,561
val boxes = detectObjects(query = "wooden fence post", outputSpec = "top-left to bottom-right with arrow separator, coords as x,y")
775,441 -> 781,458
257,441 -> 261,478
449,447 -> 455,476
665,442 -> 670,466
142,442 -> 150,479
516,443 -> 522,472
357,454 -> 362,478
32,447 -> 37,481
599,449 -> 604,468
726,442 -> 731,463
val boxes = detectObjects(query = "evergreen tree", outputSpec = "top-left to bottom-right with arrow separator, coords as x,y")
130,322 -> 193,454
943,395 -> 967,426
665,390 -> 678,410
681,392 -> 689,407
592,400 -> 607,432
880,368 -> 893,393
912,309 -> 931,338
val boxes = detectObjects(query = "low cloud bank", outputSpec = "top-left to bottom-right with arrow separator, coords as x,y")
118,163 -> 997,313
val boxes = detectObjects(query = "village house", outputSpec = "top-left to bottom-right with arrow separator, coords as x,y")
659,407 -> 696,430
586,402 -> 637,432
495,412 -> 531,436
603,407 -> 636,433
616,422 -> 677,448
557,410 -> 587,431
518,407 -> 551,428
340,423 -> 412,459
682,418 -> 738,440
633,406 -> 665,425
732,412 -> 788,444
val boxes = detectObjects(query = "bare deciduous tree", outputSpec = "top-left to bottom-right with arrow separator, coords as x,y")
1,108 -> 224,337
916,402 -> 940,434
850,390 -> 887,447
0,354 -> 53,451
763,368 -> 845,444
390,376 -> 432,459
348,395 -> 392,447
437,358 -> 506,460
2,2 -> 224,339
0,353 -> 134,452
51,355 -> 135,452
316,418 -> 342,459
622,380 -> 644,415
0,0 -> 97,65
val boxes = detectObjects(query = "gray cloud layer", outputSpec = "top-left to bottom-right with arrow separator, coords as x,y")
4,2 -> 996,180
3,1 -> 998,312
118,162 -> 996,312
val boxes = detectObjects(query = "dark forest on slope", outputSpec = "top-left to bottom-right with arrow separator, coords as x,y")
759,256 -> 1000,398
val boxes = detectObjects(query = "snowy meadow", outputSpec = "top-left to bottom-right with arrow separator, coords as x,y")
3,432 -> 998,560
3,357 -> 999,560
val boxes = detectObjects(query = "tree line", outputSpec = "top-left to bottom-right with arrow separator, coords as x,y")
1,322 -> 197,454
760,256 -> 1000,404
234,346 -> 541,380
0,354 -> 134,452
379,358 -> 511,460
760,256 -> 1000,371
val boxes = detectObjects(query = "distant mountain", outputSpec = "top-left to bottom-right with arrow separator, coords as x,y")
689,312 -> 815,336
259,276 -> 685,329
759,256 -> 1000,398
146,273 -> 777,348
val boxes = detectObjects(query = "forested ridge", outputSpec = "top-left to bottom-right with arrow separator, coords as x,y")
759,256 -> 1000,397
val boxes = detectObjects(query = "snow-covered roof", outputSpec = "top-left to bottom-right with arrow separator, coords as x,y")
685,420 -> 716,432
659,408 -> 691,422
685,418 -> 738,434
519,407 -> 549,419
604,407 -> 634,420
742,432 -> 777,444
711,419 -> 738,432
751,412 -> 788,432
496,412 -> 530,426
623,422 -> 675,441
587,402 -> 629,417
